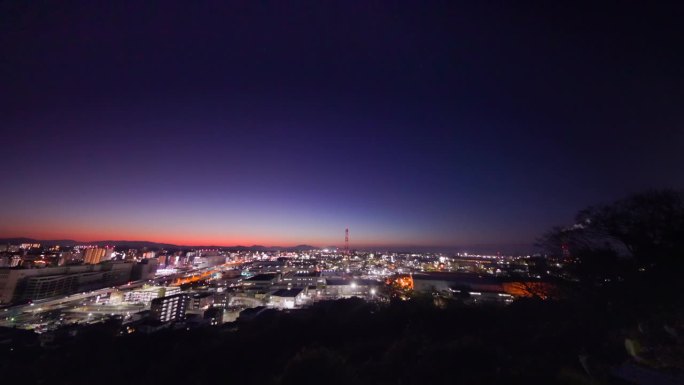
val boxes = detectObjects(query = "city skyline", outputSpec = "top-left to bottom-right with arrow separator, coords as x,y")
2,3 -> 684,384
0,234 -> 533,254
2,2 -> 683,249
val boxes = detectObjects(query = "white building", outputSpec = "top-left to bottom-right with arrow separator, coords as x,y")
123,286 -> 181,304
269,288 -> 305,309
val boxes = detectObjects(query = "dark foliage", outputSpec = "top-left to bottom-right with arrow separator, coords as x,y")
538,190 -> 684,280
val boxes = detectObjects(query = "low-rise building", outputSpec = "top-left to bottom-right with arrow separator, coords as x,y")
123,286 -> 181,304
188,292 -> 214,311
412,272 -> 515,303
323,278 -> 381,299
242,273 -> 280,291
282,271 -> 324,288
192,254 -> 226,269
130,258 -> 159,280
150,293 -> 189,322
269,288 -> 304,309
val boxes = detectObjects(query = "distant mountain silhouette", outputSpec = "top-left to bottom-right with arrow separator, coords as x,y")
0,237 -> 317,251
87,240 -> 180,249
227,244 -> 316,252
0,237 -> 79,246
0,237 -> 531,253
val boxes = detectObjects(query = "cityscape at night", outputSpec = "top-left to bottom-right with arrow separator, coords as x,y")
1,2 -> 684,385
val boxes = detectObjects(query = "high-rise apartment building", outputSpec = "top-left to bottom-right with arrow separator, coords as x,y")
83,247 -> 113,264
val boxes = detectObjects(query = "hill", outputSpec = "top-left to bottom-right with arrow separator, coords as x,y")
0,238 -> 317,251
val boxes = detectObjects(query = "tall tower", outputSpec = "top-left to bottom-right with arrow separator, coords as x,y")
344,228 -> 349,257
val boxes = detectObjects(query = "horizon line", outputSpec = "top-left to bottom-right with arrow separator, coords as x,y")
0,235 -> 534,252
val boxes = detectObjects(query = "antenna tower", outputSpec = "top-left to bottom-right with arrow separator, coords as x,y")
344,228 -> 349,257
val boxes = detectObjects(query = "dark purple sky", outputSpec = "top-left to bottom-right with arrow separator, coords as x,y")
1,1 -> 683,250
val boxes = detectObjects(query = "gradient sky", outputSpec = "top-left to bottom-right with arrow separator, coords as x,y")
1,2 -> 683,251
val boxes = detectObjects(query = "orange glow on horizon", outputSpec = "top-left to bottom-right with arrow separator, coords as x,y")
0,227 -> 444,249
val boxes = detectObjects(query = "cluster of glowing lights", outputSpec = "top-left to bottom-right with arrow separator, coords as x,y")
387,275 -> 414,290
171,260 -> 244,285
502,282 -> 554,299
172,270 -> 214,285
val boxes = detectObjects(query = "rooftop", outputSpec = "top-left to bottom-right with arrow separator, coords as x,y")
246,273 -> 279,282
271,288 -> 303,297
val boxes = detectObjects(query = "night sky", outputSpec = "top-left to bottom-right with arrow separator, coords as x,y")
2,2 -> 683,251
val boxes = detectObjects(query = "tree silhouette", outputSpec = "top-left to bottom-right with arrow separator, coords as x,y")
538,190 -> 684,276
